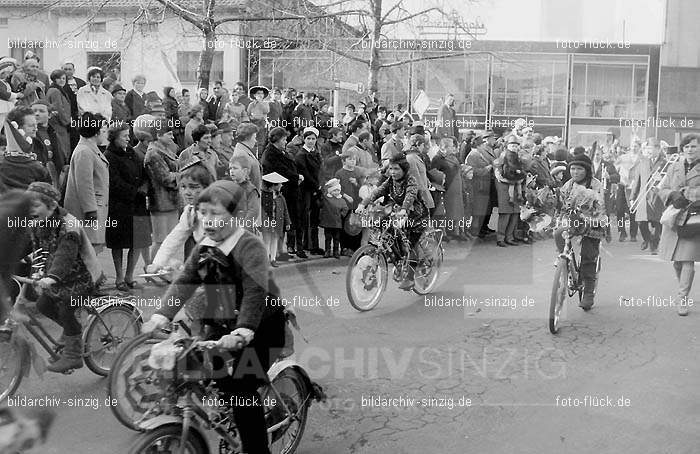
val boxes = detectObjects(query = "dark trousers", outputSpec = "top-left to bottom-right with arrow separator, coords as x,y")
324,227 -> 341,252
638,220 -> 661,244
300,191 -> 320,250
615,191 -> 638,238
36,293 -> 81,336
284,190 -> 303,253
209,311 -> 285,454
554,228 -> 601,284
497,213 -> 518,241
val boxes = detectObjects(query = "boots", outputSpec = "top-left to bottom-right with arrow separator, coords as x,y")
580,278 -> 596,311
47,334 -> 83,373
678,296 -> 690,316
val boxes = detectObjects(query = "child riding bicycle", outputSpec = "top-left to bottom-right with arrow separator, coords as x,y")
22,182 -> 102,372
356,153 -> 428,290
554,154 -> 607,310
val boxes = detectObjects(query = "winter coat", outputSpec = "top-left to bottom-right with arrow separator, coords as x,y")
319,195 -> 349,228
261,189 -> 291,237
232,142 -> 262,191
261,142 -> 299,221
658,159 -> 700,262
105,142 -> 150,249
466,144 -> 498,216
226,101 -> 249,130
406,151 -> 435,209
10,69 -> 48,106
46,85 -> 71,161
163,94 -> 179,125
0,152 -> 51,190
294,146 -> 322,194
77,85 -> 112,121
144,140 -> 179,212
431,152 -> 465,223
125,89 -> 149,119
63,137 -> 110,244
111,99 -> 131,126
435,103 -> 457,138
178,144 -> 220,182
335,167 -> 361,209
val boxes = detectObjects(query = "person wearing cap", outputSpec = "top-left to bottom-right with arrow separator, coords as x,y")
319,178 -> 351,258
233,122 -> 262,190
555,153 -> 606,310
213,121 -> 235,177
404,134 -> 436,213
0,57 -> 21,125
142,179 -> 286,454
260,172 -> 290,265
0,106 -> 52,190
24,181 -> 102,372
381,120 -> 406,168
466,130 -> 500,237
76,67 -> 112,121
144,121 -> 180,257
45,69 -> 71,163
294,126 -> 323,255
109,83 -> 130,126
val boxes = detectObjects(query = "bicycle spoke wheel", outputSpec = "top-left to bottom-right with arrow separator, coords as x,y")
549,258 -> 568,334
413,237 -> 443,295
266,370 -> 309,454
108,333 -> 164,431
84,305 -> 141,376
127,424 -> 208,454
346,245 -> 388,312
0,339 -> 25,402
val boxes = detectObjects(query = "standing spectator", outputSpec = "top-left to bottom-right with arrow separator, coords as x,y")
320,127 -> 344,186
281,89 -> 297,138
658,133 -> 700,316
130,114 -> 156,282
363,89 -> 380,123
319,178 -> 351,258
294,127 -> 323,255
315,101 -> 333,138
163,86 -> 181,145
335,152 -> 362,255
208,81 -> 226,122
466,130 -> 499,237
262,126 -> 303,259
105,123 -> 150,290
179,124 -> 220,182
10,54 -> 48,106
45,69 -> 71,164
348,131 -> 377,177
432,136 -> 467,241
0,58 -> 21,126
184,105 -> 204,148
260,172 -> 291,266
63,112 -> 109,253
232,123 -> 262,191
436,93 -> 457,139
267,88 -> 283,126
177,88 -> 191,130
233,81 -> 251,108
292,93 -> 316,133
228,155 -> 260,232
31,99 -> 64,188
0,107 -> 51,190
381,121 -> 406,167
77,67 -> 112,121
342,103 -> 356,133
214,121 -> 235,178
124,75 -> 149,119
405,134 -> 435,212
458,130 -> 475,164
110,84 -> 131,126
196,88 -> 210,123
60,61 -> 85,151
144,123 -> 180,257
247,86 -> 270,157
343,118 -> 367,153
226,89 -> 250,131
493,135 -> 525,247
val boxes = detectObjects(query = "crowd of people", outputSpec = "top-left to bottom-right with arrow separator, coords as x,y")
0,50 -> 698,315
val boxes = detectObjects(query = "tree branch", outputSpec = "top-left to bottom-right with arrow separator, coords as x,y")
382,7 -> 441,26
214,10 -> 369,26
151,0 -> 205,29
379,51 -> 495,68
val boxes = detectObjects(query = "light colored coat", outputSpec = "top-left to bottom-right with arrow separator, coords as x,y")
466,144 -> 498,216
629,155 -> 666,222
232,142 -> 262,191
77,85 -> 112,121
405,151 -> 435,209
63,137 -> 110,245
658,159 -> 700,261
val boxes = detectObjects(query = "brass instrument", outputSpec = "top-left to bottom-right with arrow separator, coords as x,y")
629,153 -> 681,214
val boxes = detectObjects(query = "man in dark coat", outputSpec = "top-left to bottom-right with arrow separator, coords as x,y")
466,130 -> 499,237
60,61 -> 86,151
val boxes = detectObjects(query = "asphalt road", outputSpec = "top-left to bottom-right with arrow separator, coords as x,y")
14,235 -> 700,454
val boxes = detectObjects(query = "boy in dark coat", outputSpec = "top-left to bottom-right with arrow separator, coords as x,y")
319,178 -> 351,258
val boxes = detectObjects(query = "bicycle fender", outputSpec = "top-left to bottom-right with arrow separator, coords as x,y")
268,360 -> 326,403
136,416 -> 184,431
94,299 -> 144,321
13,336 -> 32,379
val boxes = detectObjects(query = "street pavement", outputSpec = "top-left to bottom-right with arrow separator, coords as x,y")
16,235 -> 700,454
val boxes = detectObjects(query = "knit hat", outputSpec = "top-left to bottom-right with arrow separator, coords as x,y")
26,182 -> 60,204
149,101 -> 166,115
0,57 -> 17,72
553,147 -> 568,162
568,153 -> 593,175
325,178 -> 341,195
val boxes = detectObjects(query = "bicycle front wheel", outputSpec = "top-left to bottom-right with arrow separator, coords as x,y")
84,304 -> 142,376
346,245 -> 388,312
128,424 -> 209,454
0,337 -> 27,402
549,258 -> 568,334
413,235 -> 444,295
